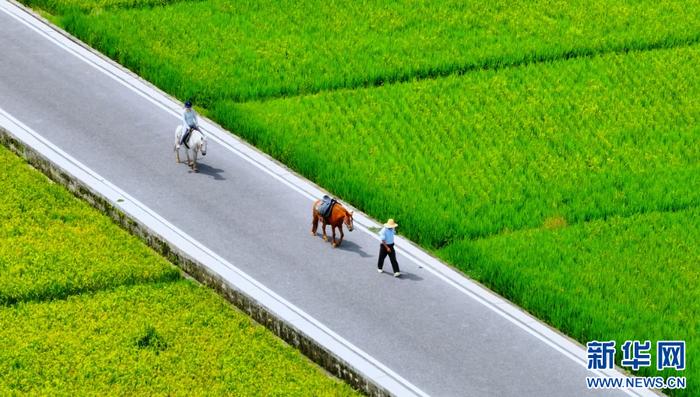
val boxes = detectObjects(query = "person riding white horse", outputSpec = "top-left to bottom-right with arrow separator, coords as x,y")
174,100 -> 207,171
178,100 -> 201,149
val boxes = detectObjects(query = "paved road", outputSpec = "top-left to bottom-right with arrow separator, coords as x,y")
0,3 -> 638,396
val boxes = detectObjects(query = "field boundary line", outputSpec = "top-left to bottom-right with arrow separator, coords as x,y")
0,1 -> 659,396
283,35 -> 700,103
465,202 -> 700,243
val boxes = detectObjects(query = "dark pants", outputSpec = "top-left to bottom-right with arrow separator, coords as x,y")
378,243 -> 400,273
180,126 -> 199,146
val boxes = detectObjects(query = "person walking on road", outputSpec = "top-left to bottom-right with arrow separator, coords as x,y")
377,219 -> 401,277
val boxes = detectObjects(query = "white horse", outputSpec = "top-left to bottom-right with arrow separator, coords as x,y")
174,126 -> 207,172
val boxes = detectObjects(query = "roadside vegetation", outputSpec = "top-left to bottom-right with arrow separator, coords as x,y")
0,145 -> 357,396
441,207 -> 699,392
24,0 -> 700,102
0,148 -> 179,305
222,45 -> 700,246
216,46 -> 700,395
0,281 -> 357,396
12,0 -> 700,395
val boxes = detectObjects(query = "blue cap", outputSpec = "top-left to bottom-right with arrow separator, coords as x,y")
185,100 -> 192,108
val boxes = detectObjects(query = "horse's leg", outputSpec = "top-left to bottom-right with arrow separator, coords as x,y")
331,225 -> 338,247
175,146 -> 180,163
337,227 -> 344,247
192,150 -> 198,172
321,220 -> 328,241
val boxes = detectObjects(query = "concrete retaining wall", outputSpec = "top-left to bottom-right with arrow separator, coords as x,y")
0,126 -> 387,396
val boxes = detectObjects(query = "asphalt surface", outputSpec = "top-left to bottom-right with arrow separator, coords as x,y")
0,5 -> 630,396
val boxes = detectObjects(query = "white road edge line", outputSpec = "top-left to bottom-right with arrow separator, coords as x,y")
0,1 -> 657,396
0,106 -> 429,397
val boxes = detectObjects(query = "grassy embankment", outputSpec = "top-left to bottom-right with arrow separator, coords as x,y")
0,145 -> 357,396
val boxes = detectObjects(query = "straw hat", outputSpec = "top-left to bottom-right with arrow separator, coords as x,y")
384,219 -> 398,228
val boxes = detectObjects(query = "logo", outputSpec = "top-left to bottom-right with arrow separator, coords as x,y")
585,340 -> 686,390
587,340 -> 616,370
657,341 -> 685,371
621,340 -> 651,371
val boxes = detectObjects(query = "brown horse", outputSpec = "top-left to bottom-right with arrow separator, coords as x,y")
311,199 -> 354,247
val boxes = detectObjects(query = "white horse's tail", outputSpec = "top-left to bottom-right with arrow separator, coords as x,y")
175,125 -> 184,148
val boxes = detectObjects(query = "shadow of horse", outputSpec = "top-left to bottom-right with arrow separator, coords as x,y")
335,239 -> 372,258
191,162 -> 225,180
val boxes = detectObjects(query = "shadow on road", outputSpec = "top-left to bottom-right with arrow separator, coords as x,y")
397,272 -> 422,281
336,239 -> 372,258
193,162 -> 225,180
378,270 -> 422,281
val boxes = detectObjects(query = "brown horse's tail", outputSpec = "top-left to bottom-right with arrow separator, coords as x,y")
311,200 -> 320,231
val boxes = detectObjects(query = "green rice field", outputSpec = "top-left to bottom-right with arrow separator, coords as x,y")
441,207 -> 699,384
0,145 -> 357,396
27,0 -> 700,102
219,42 -> 700,394
222,45 -> 700,246
13,0 -> 700,395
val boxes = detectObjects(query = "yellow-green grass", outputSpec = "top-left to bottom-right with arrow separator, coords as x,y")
0,145 -> 180,305
0,281 -> 356,396
217,44 -> 700,247
440,207 -> 699,396
32,0 -> 700,102
11,1 -> 698,395
0,145 -> 357,395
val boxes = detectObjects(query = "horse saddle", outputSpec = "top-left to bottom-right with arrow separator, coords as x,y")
317,195 -> 337,219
